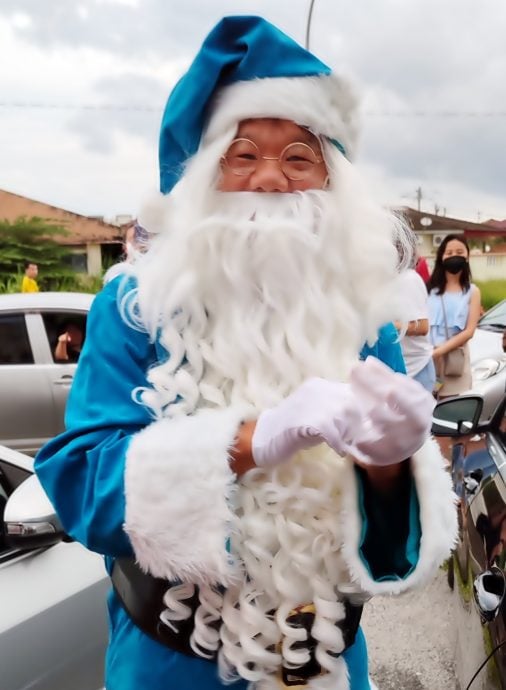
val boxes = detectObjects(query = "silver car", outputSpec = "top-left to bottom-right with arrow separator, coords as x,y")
0,292 -> 94,454
0,443 -> 109,690
468,298 -> 506,421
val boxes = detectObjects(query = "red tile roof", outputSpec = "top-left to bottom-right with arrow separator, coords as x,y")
0,189 -> 122,245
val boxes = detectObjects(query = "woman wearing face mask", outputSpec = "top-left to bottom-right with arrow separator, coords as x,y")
427,234 -> 481,397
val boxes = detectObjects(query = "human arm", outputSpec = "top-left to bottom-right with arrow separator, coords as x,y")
54,332 -> 70,361
433,285 -> 481,358
394,318 -> 429,337
36,279 -> 253,586
35,279 -> 156,557
229,420 -> 257,476
394,271 -> 431,338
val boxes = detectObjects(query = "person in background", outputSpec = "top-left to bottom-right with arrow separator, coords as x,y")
103,221 -> 150,284
21,261 -> 39,292
396,264 -> 436,393
35,16 -> 456,690
54,322 -> 84,363
415,254 -> 430,285
427,234 -> 481,397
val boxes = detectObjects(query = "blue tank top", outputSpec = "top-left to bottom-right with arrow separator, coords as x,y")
428,286 -> 474,346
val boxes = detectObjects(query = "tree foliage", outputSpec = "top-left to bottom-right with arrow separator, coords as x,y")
0,216 -> 76,291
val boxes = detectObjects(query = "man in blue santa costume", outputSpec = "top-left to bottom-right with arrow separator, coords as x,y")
35,15 -> 457,690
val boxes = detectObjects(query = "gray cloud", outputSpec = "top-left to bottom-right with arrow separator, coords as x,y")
67,73 -> 166,152
1,0 -> 505,216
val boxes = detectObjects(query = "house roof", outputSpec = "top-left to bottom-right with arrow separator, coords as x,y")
0,189 -> 122,245
485,219 -> 506,230
397,207 -> 506,238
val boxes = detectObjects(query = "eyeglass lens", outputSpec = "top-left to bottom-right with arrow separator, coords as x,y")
224,139 -> 321,180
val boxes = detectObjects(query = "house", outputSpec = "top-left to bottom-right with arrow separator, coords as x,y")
0,189 -> 123,275
397,207 -> 505,256
485,219 -> 506,253
396,207 -> 506,281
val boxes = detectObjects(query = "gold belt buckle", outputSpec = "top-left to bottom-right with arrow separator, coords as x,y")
277,603 -> 326,689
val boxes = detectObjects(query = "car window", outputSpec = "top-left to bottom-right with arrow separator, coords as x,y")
479,300 -> 506,330
0,313 -> 34,365
41,312 -> 87,364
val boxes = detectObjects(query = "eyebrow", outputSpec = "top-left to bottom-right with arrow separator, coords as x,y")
238,127 -> 320,147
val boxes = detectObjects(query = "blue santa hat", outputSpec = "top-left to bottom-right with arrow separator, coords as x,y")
159,15 -> 359,194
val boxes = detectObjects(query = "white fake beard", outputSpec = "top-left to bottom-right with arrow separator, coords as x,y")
128,163 -> 405,687
130,178 -> 402,418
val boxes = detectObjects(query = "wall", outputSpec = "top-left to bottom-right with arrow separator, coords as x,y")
469,253 -> 506,281
86,243 -> 102,276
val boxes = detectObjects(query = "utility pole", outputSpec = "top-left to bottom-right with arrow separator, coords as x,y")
305,0 -> 316,49
416,186 -> 423,212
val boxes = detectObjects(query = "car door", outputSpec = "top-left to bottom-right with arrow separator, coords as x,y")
0,448 -> 109,690
36,309 -> 88,436
0,312 -> 56,454
465,400 -> 506,683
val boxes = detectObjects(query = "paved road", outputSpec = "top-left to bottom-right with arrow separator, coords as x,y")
362,568 -> 458,689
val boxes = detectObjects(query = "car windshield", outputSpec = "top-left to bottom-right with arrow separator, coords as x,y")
479,300 -> 506,331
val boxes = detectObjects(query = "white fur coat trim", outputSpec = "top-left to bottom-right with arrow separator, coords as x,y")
124,406 -> 248,586
340,438 -> 458,595
203,75 -> 360,160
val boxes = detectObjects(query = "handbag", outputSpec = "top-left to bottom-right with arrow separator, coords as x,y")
440,296 -> 466,377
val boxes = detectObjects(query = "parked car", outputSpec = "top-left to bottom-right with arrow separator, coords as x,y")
432,392 -> 506,689
0,442 -> 109,689
0,292 -> 94,454
468,298 -> 506,422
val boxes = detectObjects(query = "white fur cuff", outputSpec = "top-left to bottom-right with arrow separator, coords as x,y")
124,406 -> 247,587
340,438 -> 458,595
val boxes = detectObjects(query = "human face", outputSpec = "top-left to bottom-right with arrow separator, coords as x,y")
26,263 -> 38,278
218,118 -> 328,193
66,324 -> 83,347
442,239 -> 468,261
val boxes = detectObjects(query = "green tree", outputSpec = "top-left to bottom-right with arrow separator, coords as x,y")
0,216 -> 76,292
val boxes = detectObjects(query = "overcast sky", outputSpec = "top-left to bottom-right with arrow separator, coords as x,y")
1,0 -> 505,222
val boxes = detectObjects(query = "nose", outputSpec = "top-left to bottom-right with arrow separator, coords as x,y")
247,159 -> 290,193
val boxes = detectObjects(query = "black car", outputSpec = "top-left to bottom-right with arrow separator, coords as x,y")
433,391 -> 506,689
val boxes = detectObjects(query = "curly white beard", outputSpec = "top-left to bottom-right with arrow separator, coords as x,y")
124,149 -> 410,687
128,150 -> 406,418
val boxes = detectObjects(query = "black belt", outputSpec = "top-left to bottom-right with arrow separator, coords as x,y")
111,557 -> 363,686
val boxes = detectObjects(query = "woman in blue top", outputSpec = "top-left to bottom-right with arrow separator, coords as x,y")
428,234 -> 481,397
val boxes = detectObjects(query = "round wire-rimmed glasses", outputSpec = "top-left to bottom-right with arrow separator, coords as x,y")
221,138 -> 324,180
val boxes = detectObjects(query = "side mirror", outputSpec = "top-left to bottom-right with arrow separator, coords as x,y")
473,567 -> 506,622
432,395 -> 484,437
4,474 -> 66,550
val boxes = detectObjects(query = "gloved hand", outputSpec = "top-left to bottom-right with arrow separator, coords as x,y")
251,378 -> 362,468
342,357 -> 435,467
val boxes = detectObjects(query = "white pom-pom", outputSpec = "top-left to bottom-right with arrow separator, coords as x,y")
138,191 -> 173,235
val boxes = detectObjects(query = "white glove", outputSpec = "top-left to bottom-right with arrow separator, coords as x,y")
251,378 -> 362,467
343,357 -> 435,467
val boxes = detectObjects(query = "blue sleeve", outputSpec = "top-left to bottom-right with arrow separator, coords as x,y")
35,278 -> 157,557
357,322 -> 420,579
359,322 -> 406,374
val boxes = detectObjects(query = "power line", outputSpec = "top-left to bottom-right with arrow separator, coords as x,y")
0,101 -> 505,118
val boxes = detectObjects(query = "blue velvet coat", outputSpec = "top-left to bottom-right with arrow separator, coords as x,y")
35,278 -> 420,690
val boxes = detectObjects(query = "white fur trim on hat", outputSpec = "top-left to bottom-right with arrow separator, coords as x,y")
340,437 -> 458,596
124,406 -> 248,587
203,74 -> 361,160
137,191 -> 172,235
